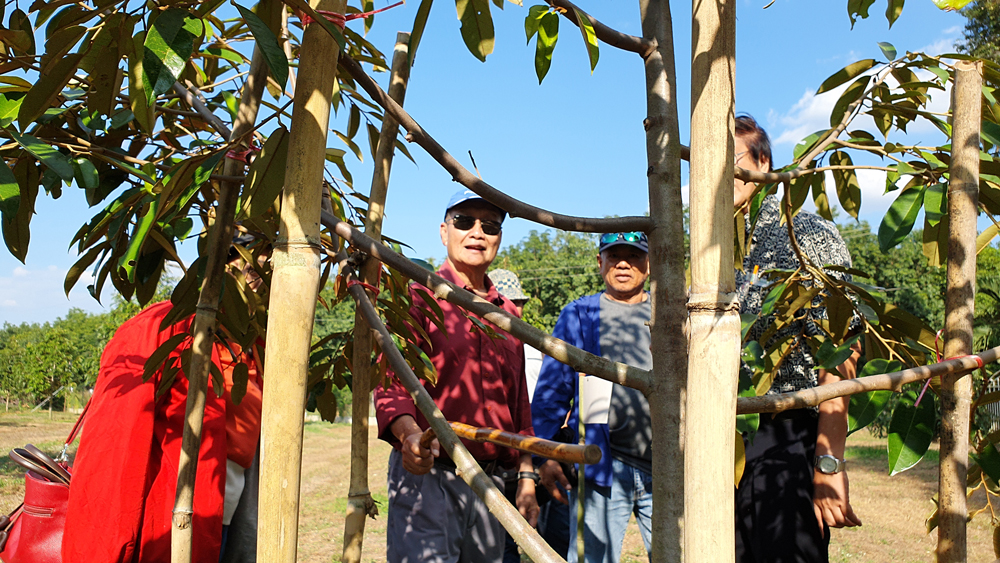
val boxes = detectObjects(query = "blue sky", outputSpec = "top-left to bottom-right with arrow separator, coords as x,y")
0,0 -> 975,325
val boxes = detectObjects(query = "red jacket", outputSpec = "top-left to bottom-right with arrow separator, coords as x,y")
63,302 -> 260,563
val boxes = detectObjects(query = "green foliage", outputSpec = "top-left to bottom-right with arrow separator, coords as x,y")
956,0 -> 1000,64
492,229 -> 604,332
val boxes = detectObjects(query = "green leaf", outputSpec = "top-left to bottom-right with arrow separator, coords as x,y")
239,127 -> 290,219
2,160 -> 38,263
931,0 -> 972,10
118,197 -> 159,283
143,332 -> 190,381
524,5 -> 547,43
8,130 -> 75,182
816,59 -> 876,94
17,53 -> 84,128
408,0 -> 434,67
974,442 -> 1000,485
572,8 -> 599,73
203,46 -> 244,64
347,105 -> 361,139
847,359 -> 903,435
230,362 -> 249,405
817,334 -> 861,370
534,11 -> 558,84
0,161 -> 19,216
72,158 -> 100,191
830,75 -> 869,127
811,169 -> 832,221
830,151 -> 861,219
877,41 -> 896,61
0,93 -> 23,127
878,184 -> 925,252
234,3 -> 288,93
885,0 -> 904,28
847,0 -> 876,27
142,9 -> 205,105
887,388 -> 935,476
759,281 -> 787,318
456,0 -> 495,62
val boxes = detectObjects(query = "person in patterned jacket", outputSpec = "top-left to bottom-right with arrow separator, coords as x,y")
732,114 -> 862,563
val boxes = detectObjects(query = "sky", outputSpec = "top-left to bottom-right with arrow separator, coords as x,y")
0,0 -> 980,325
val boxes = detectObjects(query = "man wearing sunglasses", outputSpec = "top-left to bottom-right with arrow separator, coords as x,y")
531,231 -> 654,563
375,189 -> 538,563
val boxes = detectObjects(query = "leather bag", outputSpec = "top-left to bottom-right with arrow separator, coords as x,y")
0,403 -> 88,563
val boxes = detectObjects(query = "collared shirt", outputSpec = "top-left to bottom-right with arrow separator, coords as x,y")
374,261 -> 533,468
736,196 -> 856,394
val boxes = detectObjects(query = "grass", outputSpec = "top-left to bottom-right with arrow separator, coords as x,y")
1,411 -> 996,562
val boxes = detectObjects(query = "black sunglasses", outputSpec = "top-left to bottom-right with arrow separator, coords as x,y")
451,214 -> 502,236
600,232 -> 645,245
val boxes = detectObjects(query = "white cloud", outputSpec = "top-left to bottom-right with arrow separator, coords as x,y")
12,266 -> 28,277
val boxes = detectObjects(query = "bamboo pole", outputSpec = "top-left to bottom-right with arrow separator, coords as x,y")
937,59 -> 983,563
257,0 -> 345,560
342,32 -> 411,563
343,274 -> 565,563
685,1 -> 737,561
169,11 -> 274,561
638,0 -> 688,560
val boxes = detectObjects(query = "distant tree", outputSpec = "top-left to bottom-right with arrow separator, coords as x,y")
492,230 -> 605,332
956,0 -> 1000,63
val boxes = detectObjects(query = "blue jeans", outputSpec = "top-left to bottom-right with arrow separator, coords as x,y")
581,458 -> 653,563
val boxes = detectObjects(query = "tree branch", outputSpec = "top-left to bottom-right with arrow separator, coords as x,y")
546,0 -> 654,58
736,346 -> 1000,414
338,54 -> 653,234
343,269 -> 564,563
322,211 -> 653,393
173,81 -> 232,139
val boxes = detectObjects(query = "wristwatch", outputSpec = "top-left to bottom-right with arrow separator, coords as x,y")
814,455 -> 846,475
518,471 -> 540,484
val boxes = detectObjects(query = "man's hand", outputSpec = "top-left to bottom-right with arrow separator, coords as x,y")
516,479 -> 540,527
812,470 -> 861,536
538,460 -> 572,506
391,415 -> 439,475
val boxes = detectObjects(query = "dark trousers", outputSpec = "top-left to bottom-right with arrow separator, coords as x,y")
502,476 -> 570,562
735,410 -> 829,563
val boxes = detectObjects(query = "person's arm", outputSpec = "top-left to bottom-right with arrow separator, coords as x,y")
812,339 -> 863,534
516,452 -> 540,527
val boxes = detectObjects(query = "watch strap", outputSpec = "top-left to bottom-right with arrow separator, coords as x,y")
518,471 -> 540,483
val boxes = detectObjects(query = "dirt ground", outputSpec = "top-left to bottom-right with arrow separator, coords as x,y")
1,411 -> 997,562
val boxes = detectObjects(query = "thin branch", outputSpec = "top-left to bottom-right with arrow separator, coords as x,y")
343,269 -> 564,563
172,81 -> 232,139
737,346 -> 1000,414
323,211 -> 654,393
338,54 -> 653,234
546,0 -> 654,58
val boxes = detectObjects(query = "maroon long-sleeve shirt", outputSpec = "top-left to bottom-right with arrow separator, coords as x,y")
374,261 -> 534,468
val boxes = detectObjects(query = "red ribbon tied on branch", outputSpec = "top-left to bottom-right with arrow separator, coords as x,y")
347,278 -> 381,295
914,329 -> 985,408
300,1 -> 405,29
226,144 -> 261,164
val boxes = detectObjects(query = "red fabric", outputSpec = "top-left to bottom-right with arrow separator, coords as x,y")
62,302 -> 261,563
219,346 -> 262,469
374,262 -> 533,467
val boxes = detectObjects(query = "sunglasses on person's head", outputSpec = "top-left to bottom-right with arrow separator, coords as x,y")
600,232 -> 645,245
450,214 -> 502,236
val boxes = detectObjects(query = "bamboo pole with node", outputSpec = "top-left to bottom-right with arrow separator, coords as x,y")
937,59 -> 983,563
169,5 -> 275,559
342,32 -> 411,563
685,0 -> 739,561
257,0 -> 346,560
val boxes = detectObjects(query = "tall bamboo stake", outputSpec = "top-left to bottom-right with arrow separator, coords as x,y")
937,59 -> 982,563
257,0 -> 346,560
639,0 -> 688,560
169,15 -> 274,561
685,1 -> 737,561
341,32 -> 411,563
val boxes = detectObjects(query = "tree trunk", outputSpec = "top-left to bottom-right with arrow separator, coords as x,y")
257,1 -> 345,560
169,21 -> 273,562
639,0 -> 688,561
342,31 -> 411,563
937,59 -> 982,563
684,1 -> 737,561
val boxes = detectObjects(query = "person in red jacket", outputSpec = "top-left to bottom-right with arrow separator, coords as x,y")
63,244 -> 265,563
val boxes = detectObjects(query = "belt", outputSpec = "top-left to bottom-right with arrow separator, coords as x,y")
433,455 -> 503,477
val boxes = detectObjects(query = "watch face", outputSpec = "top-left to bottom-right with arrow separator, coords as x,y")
817,456 -> 839,473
